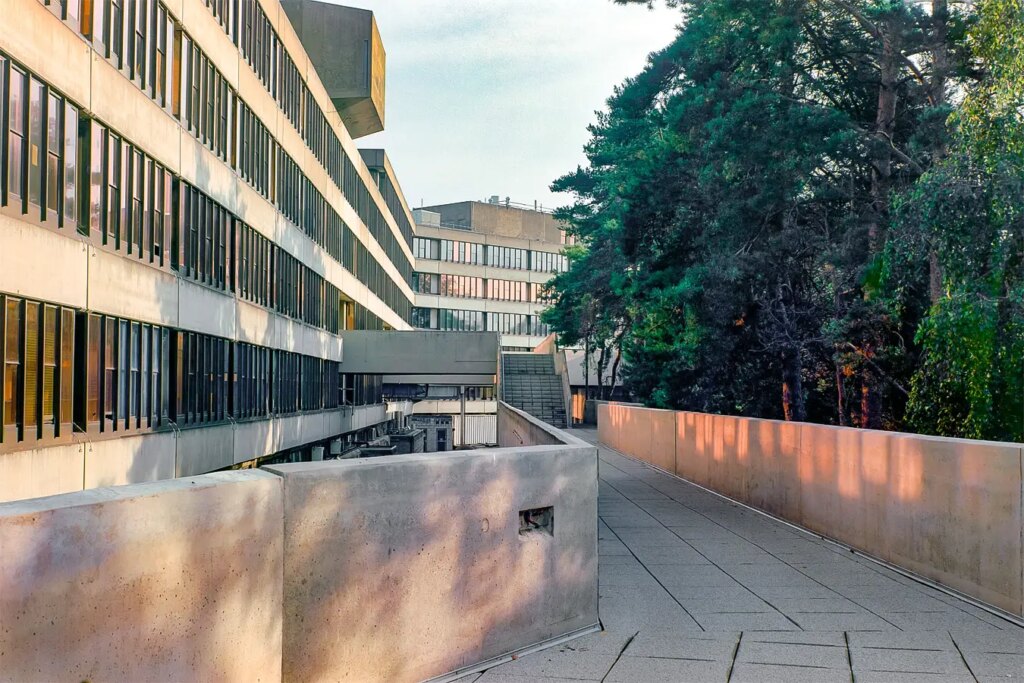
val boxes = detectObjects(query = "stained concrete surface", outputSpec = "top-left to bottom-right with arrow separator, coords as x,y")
458,430 -> 1023,683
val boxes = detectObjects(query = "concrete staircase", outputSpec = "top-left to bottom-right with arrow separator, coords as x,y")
501,353 -> 567,428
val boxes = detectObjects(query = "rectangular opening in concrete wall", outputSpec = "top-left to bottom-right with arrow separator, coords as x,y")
519,506 -> 553,537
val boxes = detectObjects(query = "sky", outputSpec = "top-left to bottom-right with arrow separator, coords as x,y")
334,1 -> 682,211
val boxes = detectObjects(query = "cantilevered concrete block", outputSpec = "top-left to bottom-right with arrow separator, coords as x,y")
283,0 -> 385,138
0,471 -> 283,681
266,443 -> 599,682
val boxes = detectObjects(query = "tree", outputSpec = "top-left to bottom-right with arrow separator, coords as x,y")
547,0 -> 1022,440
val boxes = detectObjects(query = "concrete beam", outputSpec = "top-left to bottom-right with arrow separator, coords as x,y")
342,330 -> 499,375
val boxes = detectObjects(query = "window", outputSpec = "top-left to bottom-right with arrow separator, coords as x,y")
109,0 -> 124,66
63,102 -> 78,229
2,298 -> 22,441
106,132 -> 121,245
6,66 -> 26,207
0,295 -> 76,447
27,78 -> 44,210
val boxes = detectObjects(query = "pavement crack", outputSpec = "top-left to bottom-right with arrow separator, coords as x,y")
725,632 -> 742,682
599,630 -> 639,683
844,631 -> 855,683
949,631 -> 980,683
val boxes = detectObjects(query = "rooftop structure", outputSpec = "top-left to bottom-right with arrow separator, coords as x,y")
282,0 -> 386,138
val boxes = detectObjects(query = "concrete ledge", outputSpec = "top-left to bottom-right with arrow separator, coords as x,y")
265,439 -> 598,682
0,471 -> 284,682
599,403 -> 1024,617
497,401 -> 588,448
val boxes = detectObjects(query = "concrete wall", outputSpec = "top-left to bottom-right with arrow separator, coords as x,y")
0,404 -> 598,682
499,401 -> 574,447
267,410 -> 598,682
342,330 -> 499,376
0,471 -> 284,682
598,403 -> 1024,617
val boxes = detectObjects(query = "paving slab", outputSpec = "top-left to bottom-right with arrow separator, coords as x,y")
479,430 -> 1023,683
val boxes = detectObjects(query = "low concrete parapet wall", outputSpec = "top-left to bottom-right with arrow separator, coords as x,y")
0,471 -> 284,681
498,400 -> 581,447
598,403 -> 1024,617
266,437 -> 598,681
0,403 -> 598,682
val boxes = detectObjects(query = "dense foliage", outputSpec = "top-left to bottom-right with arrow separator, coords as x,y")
544,0 -> 1023,440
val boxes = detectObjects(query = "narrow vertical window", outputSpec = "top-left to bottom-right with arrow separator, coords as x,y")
87,120 -> 104,235
3,299 -> 22,439
141,324 -> 150,426
63,103 -> 78,230
28,78 -> 45,211
45,92 -> 61,220
110,0 -> 124,66
117,319 -> 128,428
106,133 -> 121,245
129,321 -> 139,425
59,308 -> 74,434
41,305 -> 57,432
103,316 -> 116,430
6,68 -> 26,207
23,301 -> 39,438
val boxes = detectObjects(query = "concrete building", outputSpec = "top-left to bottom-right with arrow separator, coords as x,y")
389,199 -> 574,443
410,198 -> 572,351
0,0 -> 417,502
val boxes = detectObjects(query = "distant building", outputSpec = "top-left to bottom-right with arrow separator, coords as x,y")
384,199 -> 573,445
410,199 -> 573,351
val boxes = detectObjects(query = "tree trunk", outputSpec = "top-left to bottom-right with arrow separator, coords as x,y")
835,361 -> 848,427
609,336 -> 624,400
596,344 -> 609,400
781,350 -> 806,422
928,0 -> 949,303
583,336 -> 591,400
869,22 -> 899,253
860,342 -> 883,429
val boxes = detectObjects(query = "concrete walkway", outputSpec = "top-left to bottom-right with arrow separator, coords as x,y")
464,429 -> 1023,683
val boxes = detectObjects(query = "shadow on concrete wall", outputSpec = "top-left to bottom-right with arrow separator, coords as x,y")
0,473 -> 283,681
278,450 -> 597,682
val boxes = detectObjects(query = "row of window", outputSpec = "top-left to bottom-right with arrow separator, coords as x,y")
1,54 -> 405,332
216,0 -> 414,250
23,7 -> 414,322
412,273 -> 542,303
383,384 -> 495,401
0,292 -> 383,450
413,237 -> 568,273
411,308 -> 552,336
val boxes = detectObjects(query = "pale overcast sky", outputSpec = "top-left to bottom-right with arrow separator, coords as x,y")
334,1 -> 682,211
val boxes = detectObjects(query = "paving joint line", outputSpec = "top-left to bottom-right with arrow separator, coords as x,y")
600,476 -> 805,631
599,452 -> 904,631
598,516 -> 707,632
592,436 -> 1023,629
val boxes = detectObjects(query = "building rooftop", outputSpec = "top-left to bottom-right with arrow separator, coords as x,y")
419,200 -> 567,245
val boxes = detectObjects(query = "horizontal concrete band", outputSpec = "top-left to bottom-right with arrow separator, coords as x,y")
0,402 -> 598,682
597,403 -> 1024,617
0,404 -> 388,503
